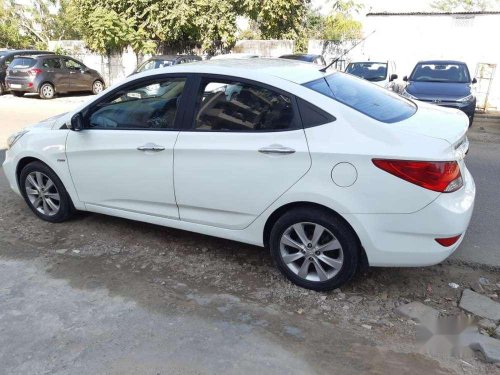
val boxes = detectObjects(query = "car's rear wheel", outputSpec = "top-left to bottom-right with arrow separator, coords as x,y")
0,82 -> 5,95
20,161 -> 73,223
269,207 -> 360,291
39,83 -> 55,99
92,80 -> 104,95
12,91 -> 24,97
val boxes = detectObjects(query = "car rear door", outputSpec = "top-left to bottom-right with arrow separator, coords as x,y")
173,74 -> 311,230
41,57 -> 68,91
66,75 -> 189,218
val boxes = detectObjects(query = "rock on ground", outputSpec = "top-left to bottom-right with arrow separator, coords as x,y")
461,327 -> 500,364
460,289 -> 500,323
395,301 -> 439,324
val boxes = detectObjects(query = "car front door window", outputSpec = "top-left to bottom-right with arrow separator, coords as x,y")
89,78 -> 186,130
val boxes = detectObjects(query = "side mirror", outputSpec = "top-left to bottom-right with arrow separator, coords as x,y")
390,74 -> 398,82
70,113 -> 84,131
472,77 -> 477,84
403,76 -> 408,82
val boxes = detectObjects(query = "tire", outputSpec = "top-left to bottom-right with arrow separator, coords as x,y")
19,161 -> 74,223
12,91 -> 24,97
0,82 -> 5,95
92,80 -> 104,95
269,207 -> 360,291
39,83 -> 55,99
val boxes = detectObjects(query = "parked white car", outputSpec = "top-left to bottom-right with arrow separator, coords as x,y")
345,60 -> 400,92
3,59 -> 475,291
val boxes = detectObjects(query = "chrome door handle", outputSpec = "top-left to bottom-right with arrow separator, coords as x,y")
137,143 -> 165,152
258,146 -> 296,155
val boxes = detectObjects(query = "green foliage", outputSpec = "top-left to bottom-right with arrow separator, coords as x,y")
0,0 -> 31,48
325,1 -> 362,41
431,0 -> 500,11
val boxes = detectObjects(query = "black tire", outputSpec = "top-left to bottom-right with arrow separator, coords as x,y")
0,82 -> 5,95
19,161 -> 74,223
92,80 -> 104,95
269,207 -> 360,291
12,91 -> 24,97
39,83 -> 55,99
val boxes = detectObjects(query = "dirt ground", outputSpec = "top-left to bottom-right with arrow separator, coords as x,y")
1,93 -> 500,374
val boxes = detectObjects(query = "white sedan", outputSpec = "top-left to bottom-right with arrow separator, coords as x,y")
3,58 -> 475,291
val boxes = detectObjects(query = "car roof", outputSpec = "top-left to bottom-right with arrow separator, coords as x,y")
417,60 -> 467,65
150,55 -> 200,60
281,54 -> 321,59
136,58 -> 330,84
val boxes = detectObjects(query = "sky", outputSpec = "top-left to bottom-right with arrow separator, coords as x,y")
311,0 -> 435,15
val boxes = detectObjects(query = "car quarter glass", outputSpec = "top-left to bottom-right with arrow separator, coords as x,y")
89,78 -> 186,130
192,79 -> 298,131
304,73 -> 417,123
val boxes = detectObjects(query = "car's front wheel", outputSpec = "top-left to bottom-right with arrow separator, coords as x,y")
269,207 -> 360,291
0,82 -> 5,95
39,83 -> 55,99
20,161 -> 74,223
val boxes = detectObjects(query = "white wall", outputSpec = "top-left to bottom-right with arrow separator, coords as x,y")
350,13 -> 500,110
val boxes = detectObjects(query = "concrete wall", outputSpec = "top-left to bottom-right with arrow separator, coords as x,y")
351,13 -> 500,110
233,40 -> 294,57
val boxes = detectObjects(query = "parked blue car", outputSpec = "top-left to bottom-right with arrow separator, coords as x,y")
401,60 -> 477,126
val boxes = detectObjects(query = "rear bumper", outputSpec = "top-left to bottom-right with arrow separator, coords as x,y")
5,77 -> 38,93
345,165 -> 475,267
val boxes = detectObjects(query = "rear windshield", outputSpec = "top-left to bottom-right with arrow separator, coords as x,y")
346,62 -> 388,82
304,73 -> 417,123
410,63 -> 470,83
10,57 -> 36,69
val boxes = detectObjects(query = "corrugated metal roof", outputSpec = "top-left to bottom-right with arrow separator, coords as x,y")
367,11 -> 500,16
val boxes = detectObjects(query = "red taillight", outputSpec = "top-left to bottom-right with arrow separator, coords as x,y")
372,159 -> 463,193
435,235 -> 462,247
28,68 -> 42,76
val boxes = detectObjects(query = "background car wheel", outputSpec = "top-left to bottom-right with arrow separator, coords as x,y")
12,91 -> 24,97
92,80 -> 104,95
39,83 -> 55,99
0,82 -> 5,95
269,207 -> 360,291
20,161 -> 74,223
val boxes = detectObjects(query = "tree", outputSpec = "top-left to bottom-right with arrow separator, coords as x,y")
0,0 -> 31,48
431,0 -> 500,11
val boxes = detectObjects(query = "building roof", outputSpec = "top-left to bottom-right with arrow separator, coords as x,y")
367,11 -> 500,16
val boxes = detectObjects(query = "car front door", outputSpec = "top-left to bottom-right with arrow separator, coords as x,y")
66,75 -> 188,218
173,75 -> 311,229
63,58 -> 93,91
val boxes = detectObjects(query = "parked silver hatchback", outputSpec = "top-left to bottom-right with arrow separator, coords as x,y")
5,54 -> 105,99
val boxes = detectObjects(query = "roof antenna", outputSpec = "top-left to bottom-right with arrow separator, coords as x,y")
319,30 -> 376,73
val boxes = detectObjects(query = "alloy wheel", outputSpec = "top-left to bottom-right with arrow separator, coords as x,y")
93,81 -> 103,94
41,84 -> 54,99
279,222 -> 344,282
25,171 -> 61,216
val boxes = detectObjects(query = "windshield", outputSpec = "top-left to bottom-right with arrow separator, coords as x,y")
346,62 -> 388,82
137,59 -> 174,73
304,72 -> 416,123
410,63 -> 470,83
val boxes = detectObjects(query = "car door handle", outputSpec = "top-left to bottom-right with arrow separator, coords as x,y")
258,146 -> 296,155
137,143 -> 165,152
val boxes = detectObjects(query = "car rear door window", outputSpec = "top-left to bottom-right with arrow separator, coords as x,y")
42,59 -> 62,69
192,79 -> 298,131
304,73 -> 417,123
89,78 -> 186,130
